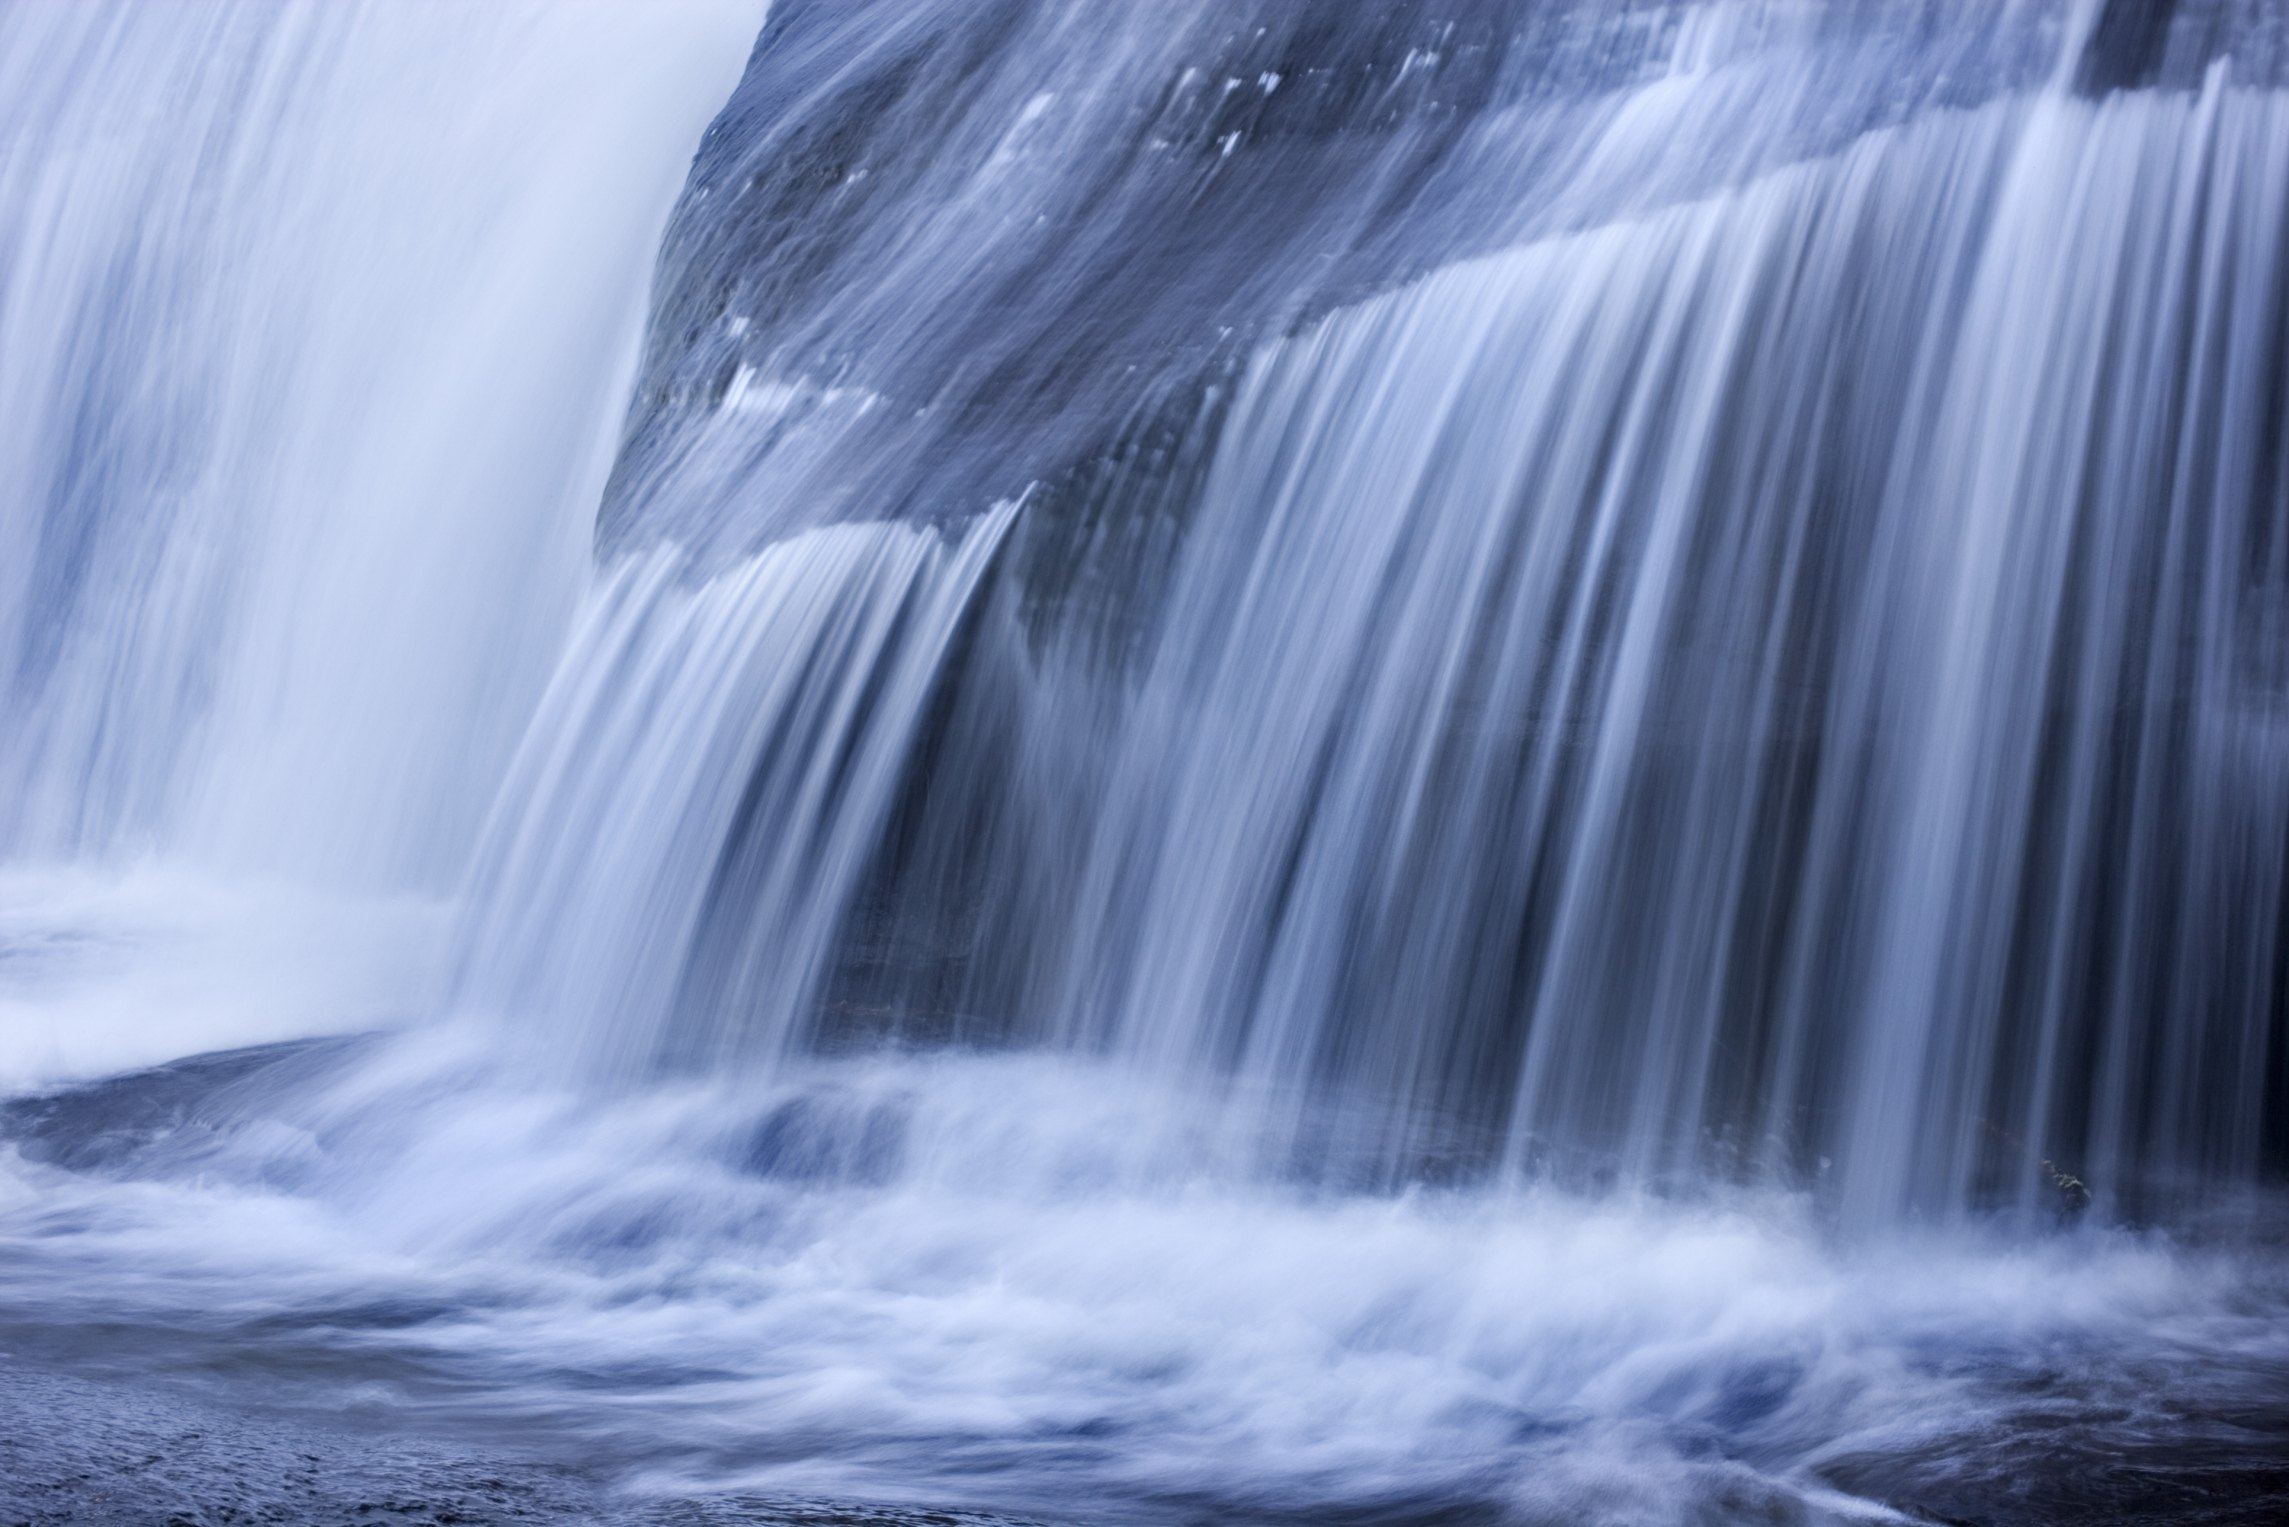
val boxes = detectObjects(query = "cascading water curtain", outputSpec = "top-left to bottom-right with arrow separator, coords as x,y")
480,0 -> 2289,1224
2,3 -> 2287,1525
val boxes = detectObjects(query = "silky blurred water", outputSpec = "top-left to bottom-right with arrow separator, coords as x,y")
2,2 -> 2287,1523
3,1032 -> 2285,1524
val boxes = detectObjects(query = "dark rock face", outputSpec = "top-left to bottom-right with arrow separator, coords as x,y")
600,0 -> 1646,556
594,0 -> 2289,586
1817,1362 -> 2289,1527
2075,0 -> 2289,98
2079,0 -> 2184,95
0,1361 -> 597,1527
0,1363 -> 1061,1527
609,0 -> 2289,568
0,1037 -> 364,1176
603,0 -> 2080,563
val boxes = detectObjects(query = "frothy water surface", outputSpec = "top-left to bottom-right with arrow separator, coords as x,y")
3,1036 -> 2284,1524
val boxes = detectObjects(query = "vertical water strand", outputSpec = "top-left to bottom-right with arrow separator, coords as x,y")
2084,81 -> 2289,1208
0,3 -> 334,858
1836,74 -> 2289,1222
0,0 -> 759,1081
456,506 -> 1017,1079
1054,96 -> 2037,1186
1834,83 -> 2171,1223
0,0 -> 762,890
1007,18 -> 2289,1206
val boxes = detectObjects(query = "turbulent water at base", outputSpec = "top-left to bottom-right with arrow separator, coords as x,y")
3,2 -> 2288,1524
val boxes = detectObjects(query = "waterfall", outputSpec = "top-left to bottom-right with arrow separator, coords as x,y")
1050,74 -> 2289,1222
438,0 -> 2289,1224
457,505 -> 1016,1076
0,0 -> 760,1077
0,0 -> 758,888
2,2 -> 2286,1522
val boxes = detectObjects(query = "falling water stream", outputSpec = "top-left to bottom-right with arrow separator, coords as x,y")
2,2 -> 2286,1523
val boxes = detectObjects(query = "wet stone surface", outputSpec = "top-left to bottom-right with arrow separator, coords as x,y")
0,1363 -> 1053,1527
